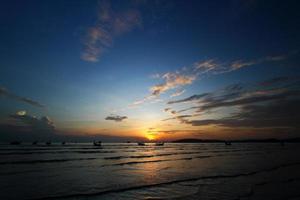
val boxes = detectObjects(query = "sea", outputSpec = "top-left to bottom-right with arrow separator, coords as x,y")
0,143 -> 300,200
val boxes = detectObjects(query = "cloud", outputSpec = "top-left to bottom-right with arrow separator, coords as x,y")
193,59 -> 219,73
81,0 -> 142,62
150,73 -> 195,96
163,107 -> 179,115
185,99 -> 300,129
265,55 -> 287,61
229,54 -> 290,71
164,77 -> 300,130
10,111 -> 55,132
132,53 -> 290,107
164,108 -> 171,112
168,83 -> 243,105
131,72 -> 195,107
150,73 -> 161,79
259,76 -> 300,87
230,60 -> 257,70
0,87 -> 45,108
162,114 -> 194,122
168,93 -> 210,104
169,81 -> 300,114
198,90 -> 300,112
105,115 -> 128,122
147,129 -> 200,135
170,88 -> 185,97
130,94 -> 156,107
17,110 -> 26,116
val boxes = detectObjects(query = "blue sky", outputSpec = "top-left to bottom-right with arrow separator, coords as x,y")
1,0 -> 300,141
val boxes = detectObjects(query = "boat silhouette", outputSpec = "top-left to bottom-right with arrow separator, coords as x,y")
10,141 -> 21,145
93,141 -> 102,146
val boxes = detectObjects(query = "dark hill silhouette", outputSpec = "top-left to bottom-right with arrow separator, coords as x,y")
172,138 -> 300,143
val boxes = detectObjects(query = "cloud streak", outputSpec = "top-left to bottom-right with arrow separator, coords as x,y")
150,73 -> 195,96
132,53 -> 289,107
147,129 -> 200,135
170,88 -> 185,97
0,87 -> 45,108
81,0 -> 142,62
105,115 -> 128,122
163,76 -> 300,130
186,99 -> 300,128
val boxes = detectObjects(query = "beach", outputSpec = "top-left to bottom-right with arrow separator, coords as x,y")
0,143 -> 300,200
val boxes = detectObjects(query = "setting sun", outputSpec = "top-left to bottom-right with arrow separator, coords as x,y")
146,134 -> 156,141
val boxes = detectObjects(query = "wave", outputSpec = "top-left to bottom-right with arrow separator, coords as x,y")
0,157 -> 97,165
0,150 -> 117,155
0,151 -> 262,166
30,161 -> 300,200
101,156 -> 212,167
104,151 -> 203,160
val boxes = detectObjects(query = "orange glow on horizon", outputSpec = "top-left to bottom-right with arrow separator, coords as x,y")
146,134 -> 156,141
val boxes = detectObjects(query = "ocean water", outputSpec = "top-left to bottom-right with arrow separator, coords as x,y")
0,143 -> 300,200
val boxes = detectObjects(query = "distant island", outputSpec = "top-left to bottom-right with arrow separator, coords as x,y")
172,138 -> 300,143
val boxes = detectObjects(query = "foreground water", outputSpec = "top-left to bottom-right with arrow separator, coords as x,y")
0,143 -> 300,200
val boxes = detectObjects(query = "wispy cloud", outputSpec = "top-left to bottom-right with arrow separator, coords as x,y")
170,88 -> 185,97
132,53 -> 289,107
162,114 -> 197,123
81,0 -> 142,62
230,60 -> 257,70
168,93 -> 210,104
147,128 -> 200,135
229,54 -> 289,71
105,115 -> 128,122
163,76 -> 300,130
193,59 -> 220,73
150,73 -> 195,96
259,76 -> 297,86
0,87 -> 45,108
185,98 -> 300,128
265,55 -> 287,61
164,108 -> 171,112
130,73 -> 195,107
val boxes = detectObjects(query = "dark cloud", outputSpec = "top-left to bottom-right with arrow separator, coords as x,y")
197,89 -> 300,112
0,111 -> 56,142
10,111 -> 55,133
0,124 -> 145,143
168,93 -> 210,104
165,77 -> 300,131
162,114 -> 194,122
0,87 -> 45,108
167,83 -> 244,105
147,129 -> 200,135
186,99 -> 300,129
164,108 -> 171,112
105,115 -> 127,122
259,76 -> 290,86
168,79 -> 300,113
259,76 -> 300,87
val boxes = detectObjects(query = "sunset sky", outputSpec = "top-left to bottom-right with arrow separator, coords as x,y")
1,0 -> 300,141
